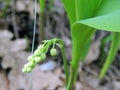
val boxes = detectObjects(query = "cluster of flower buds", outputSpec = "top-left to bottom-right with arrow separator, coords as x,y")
22,39 -> 58,73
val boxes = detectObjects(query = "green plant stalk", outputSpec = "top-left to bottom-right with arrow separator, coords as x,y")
101,34 -> 112,47
56,39 -> 69,88
67,29 -> 95,90
61,45 -> 69,87
40,0 -> 45,13
99,34 -> 112,66
100,32 -> 120,79
66,66 -> 76,90
39,0 -> 45,43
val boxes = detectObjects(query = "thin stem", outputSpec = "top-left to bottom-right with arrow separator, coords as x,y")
61,46 -> 69,87
29,0 -> 37,90
67,66 -> 78,90
56,39 -> 69,88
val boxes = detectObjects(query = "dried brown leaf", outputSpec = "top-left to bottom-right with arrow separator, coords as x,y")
32,66 -> 63,90
0,71 -> 9,90
85,41 -> 100,64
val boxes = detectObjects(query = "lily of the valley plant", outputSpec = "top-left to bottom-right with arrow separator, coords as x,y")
23,0 -> 120,90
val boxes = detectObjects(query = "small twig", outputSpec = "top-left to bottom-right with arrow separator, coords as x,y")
39,0 -> 45,43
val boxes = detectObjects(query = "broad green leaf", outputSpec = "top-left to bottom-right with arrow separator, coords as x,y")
71,0 -> 101,68
81,40 -> 91,61
67,24 -> 96,90
75,0 -> 102,20
62,0 -> 120,83
78,0 -> 120,32
62,0 -> 76,24
71,24 -> 95,68
75,0 -> 120,79
97,0 -> 120,16
80,10 -> 120,32
99,32 -> 120,79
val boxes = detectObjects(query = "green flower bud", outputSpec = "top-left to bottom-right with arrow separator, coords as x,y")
22,67 -> 27,73
24,63 -> 29,68
27,55 -> 34,61
34,57 -> 42,63
28,60 -> 35,67
50,48 -> 57,56
34,49 -> 41,56
31,64 -> 36,68
26,67 -> 32,73
38,45 -> 44,50
41,54 -> 46,60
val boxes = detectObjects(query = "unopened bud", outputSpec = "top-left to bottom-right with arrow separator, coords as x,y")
38,45 -> 44,50
50,48 -> 57,56
26,67 -> 32,73
34,50 -> 41,56
35,57 -> 42,63
28,55 -> 34,61
28,60 -> 35,67
22,68 -> 27,73
41,54 -> 46,60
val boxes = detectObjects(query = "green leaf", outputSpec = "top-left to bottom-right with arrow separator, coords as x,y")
99,32 -> 120,79
62,0 -> 76,24
97,0 -> 120,16
80,10 -> 120,32
81,40 -> 91,61
62,0 -> 120,85
71,23 -> 95,68
79,0 -> 120,32
74,0 -> 120,79
101,34 -> 112,46
71,0 -> 101,68
75,0 -> 102,20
